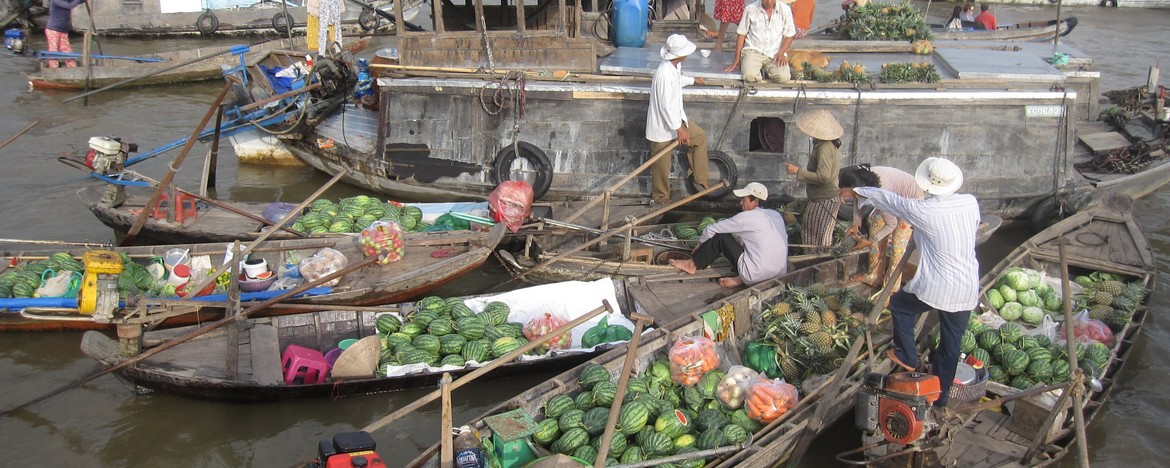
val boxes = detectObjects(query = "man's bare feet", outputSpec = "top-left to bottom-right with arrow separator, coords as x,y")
851,273 -> 880,287
669,259 -> 698,275
719,276 -> 745,288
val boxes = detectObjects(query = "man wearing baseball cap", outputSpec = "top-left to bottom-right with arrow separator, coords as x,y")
669,182 -> 789,288
843,157 -> 981,409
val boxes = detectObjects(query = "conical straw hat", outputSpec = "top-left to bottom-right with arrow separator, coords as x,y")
331,335 -> 381,379
795,110 -> 844,141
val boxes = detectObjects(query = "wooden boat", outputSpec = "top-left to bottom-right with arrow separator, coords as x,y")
79,184 -> 492,245
25,37 -> 308,91
84,0 -> 424,37
931,17 -> 1078,42
80,272 -> 740,402
406,248 -> 900,467
858,193 -> 1155,466
0,223 -> 505,332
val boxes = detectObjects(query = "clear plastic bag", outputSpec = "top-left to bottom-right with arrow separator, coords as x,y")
716,365 -> 758,409
1060,310 -> 1114,346
523,312 -> 572,353
668,335 -> 720,387
298,247 -> 349,287
488,180 -> 533,232
1021,314 -> 1060,343
744,375 -> 800,423
359,220 -> 405,265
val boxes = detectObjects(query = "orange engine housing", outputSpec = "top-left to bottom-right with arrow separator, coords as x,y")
878,372 -> 941,445
884,372 -> 942,403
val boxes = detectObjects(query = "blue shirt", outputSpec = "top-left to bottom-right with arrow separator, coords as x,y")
855,187 -> 981,312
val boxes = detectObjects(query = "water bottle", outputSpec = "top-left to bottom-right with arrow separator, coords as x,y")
453,428 -> 486,468
354,58 -> 373,101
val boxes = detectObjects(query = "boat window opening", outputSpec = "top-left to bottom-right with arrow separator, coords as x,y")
749,117 -> 786,153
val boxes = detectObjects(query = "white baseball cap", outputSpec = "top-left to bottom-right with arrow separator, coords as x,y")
732,182 -> 768,200
914,157 -> 964,196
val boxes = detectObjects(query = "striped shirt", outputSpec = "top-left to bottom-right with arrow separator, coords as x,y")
855,187 -> 981,312
697,207 -> 789,285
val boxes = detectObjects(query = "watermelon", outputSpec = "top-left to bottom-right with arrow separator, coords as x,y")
579,364 -> 612,389
960,331 -> 977,354
491,337 -> 521,358
440,354 -> 467,367
583,407 -> 611,436
987,365 -> 1007,384
1050,359 -> 1071,383
1018,336 -> 1039,350
375,314 -> 401,335
591,431 -> 628,457
993,343 -> 1017,363
593,381 -> 618,407
455,316 -> 486,340
620,447 -> 644,464
417,296 -> 450,316
655,409 -> 690,438
695,409 -> 730,433
617,401 -> 650,435
1027,347 -> 1052,362
438,334 -> 466,355
722,423 -> 748,444
576,391 -> 596,411
559,409 -> 586,432
696,428 -> 727,450
1086,342 -> 1111,368
573,446 -> 599,464
1010,375 -> 1036,390
978,330 -> 1002,351
428,318 -> 455,336
482,324 -> 507,342
481,301 -> 511,325
640,431 -> 674,456
398,349 -> 432,365
450,303 -> 475,320
970,348 -> 991,367
626,377 -> 651,395
413,335 -> 441,355
999,322 -> 1023,345
462,340 -> 490,362
544,395 -> 576,420
1003,349 -> 1030,376
1034,334 -> 1052,348
1027,359 -> 1053,383
411,310 -> 437,328
632,394 -> 665,420
551,428 -> 589,454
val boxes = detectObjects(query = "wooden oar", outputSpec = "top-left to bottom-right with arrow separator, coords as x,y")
594,312 -> 652,466
562,141 -> 679,224
518,181 -> 728,280
121,82 -> 235,245
0,238 -> 111,247
786,243 -> 918,468
0,120 -> 38,151
362,300 -> 615,434
1056,238 -> 1091,466
0,253 -> 380,417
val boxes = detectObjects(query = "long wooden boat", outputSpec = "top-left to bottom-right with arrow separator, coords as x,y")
84,0 -> 424,37
405,248 -> 900,467
859,193 -> 1154,466
25,37 -> 308,90
80,271 -> 742,402
80,184 -> 493,245
0,223 -> 505,332
931,17 -> 1078,42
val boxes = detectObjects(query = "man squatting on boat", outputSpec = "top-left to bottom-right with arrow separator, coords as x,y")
669,182 -> 790,289
724,0 -> 798,83
646,34 -> 710,206
846,157 -> 982,408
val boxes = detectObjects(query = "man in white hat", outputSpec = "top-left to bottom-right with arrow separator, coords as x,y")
843,157 -> 981,409
723,0 -> 797,83
646,34 -> 709,206
669,182 -> 789,288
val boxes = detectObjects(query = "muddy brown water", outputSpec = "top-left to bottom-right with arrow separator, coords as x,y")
0,4 -> 1167,466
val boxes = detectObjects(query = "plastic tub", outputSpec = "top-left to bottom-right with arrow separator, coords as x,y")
324,348 -> 343,370
339,338 -> 358,350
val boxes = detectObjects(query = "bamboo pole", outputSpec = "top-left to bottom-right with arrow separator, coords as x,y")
361,300 -> 615,433
0,238 -> 111,247
1057,238 -> 1091,467
563,141 -> 679,224
0,120 -> 38,151
0,254 -> 380,417
594,313 -> 652,466
439,373 -> 454,468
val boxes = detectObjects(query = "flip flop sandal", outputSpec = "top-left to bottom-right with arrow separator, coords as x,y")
885,348 -> 916,372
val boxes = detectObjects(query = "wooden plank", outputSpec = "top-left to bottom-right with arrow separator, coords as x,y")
1078,132 -> 1130,155
249,324 -> 284,385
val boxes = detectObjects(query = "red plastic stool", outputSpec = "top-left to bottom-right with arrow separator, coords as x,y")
281,344 -> 329,384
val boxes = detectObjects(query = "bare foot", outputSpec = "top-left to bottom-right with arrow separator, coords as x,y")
669,259 -> 698,275
719,276 -> 745,288
851,273 -> 880,287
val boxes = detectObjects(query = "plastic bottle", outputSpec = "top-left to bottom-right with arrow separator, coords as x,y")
354,58 -> 373,101
611,0 -> 649,47
453,427 -> 486,468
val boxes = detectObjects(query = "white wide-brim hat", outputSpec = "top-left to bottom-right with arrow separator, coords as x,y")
795,110 -> 844,141
661,34 -> 697,60
732,182 -> 769,200
915,157 -> 964,196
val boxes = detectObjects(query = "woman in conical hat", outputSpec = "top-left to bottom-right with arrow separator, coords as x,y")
786,109 -> 844,253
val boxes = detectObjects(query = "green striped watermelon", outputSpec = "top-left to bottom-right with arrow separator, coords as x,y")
428,318 -> 455,336
576,391 -> 596,411
455,316 -> 486,340
461,340 -> 489,362
579,364 -> 611,389
491,337 -> 521,358
696,428 -> 727,450
617,401 -> 650,435
722,423 -> 748,444
413,335 -> 441,355
1003,349 -> 1030,376
591,432 -> 628,458
545,394 -> 576,419
450,303 -> 475,320
582,407 -> 611,436
558,409 -> 586,432
375,314 -> 401,335
640,431 -> 674,456
440,354 -> 466,367
438,334 -> 466,355
551,428 -> 589,454
533,418 -> 561,445
978,329 -> 1001,350
654,409 -> 690,438
592,381 -> 618,407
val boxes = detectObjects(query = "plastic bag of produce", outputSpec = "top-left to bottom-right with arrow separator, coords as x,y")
579,315 -> 633,349
359,220 -> 405,265
1060,310 -> 1114,347
1020,314 -> 1059,343
668,335 -> 719,387
744,375 -> 799,423
298,247 -> 349,287
742,340 -> 781,379
716,365 -> 758,409
523,312 -> 572,353
488,180 -> 533,233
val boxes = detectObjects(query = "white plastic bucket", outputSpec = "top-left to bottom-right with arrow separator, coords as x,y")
163,248 -> 190,275
242,258 -> 268,279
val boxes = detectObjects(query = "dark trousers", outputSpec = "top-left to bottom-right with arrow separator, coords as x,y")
691,233 -> 743,274
888,290 -> 971,407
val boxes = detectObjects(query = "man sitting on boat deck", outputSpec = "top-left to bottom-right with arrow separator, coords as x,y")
647,34 -> 709,206
724,0 -> 797,83
974,3 -> 998,31
845,157 -> 981,409
669,182 -> 789,288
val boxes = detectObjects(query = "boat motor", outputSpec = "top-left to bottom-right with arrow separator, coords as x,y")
5,28 -> 26,54
77,250 -> 124,322
855,372 -> 942,445
85,136 -> 137,176
306,431 -> 388,468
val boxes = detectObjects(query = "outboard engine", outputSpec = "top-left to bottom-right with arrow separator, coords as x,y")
5,28 -> 26,54
855,372 -> 941,445
85,136 -> 138,175
306,431 -> 388,468
78,250 -> 124,323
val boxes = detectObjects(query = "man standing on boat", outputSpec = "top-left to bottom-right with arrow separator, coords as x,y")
724,0 -> 797,83
669,182 -> 789,288
46,0 -> 87,68
843,157 -> 981,408
646,34 -> 709,206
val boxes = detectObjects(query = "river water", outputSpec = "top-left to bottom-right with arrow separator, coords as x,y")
0,3 -> 1167,466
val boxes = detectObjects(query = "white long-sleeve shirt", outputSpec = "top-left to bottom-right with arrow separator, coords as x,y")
855,187 -> 981,312
646,60 -> 694,143
698,208 -> 789,285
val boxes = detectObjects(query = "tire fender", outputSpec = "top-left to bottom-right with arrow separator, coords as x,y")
684,150 -> 738,200
272,12 -> 295,34
492,141 -> 553,200
196,11 -> 219,36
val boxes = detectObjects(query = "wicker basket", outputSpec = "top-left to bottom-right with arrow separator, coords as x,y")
949,368 -> 990,403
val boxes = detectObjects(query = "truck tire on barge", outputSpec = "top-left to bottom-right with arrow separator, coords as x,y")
493,141 -> 553,200
685,151 -> 737,200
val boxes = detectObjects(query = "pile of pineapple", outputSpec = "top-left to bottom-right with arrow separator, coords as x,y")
1074,272 -> 1146,333
758,285 -> 873,388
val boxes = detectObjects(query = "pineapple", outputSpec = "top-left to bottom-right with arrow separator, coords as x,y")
1089,304 -> 1114,321
808,283 -> 828,297
1098,280 -> 1125,296
799,320 -> 821,335
770,302 -> 793,317
803,310 -> 822,328
1091,290 -> 1114,306
820,309 -> 838,329
808,331 -> 834,354
778,354 -> 800,382
824,296 -> 840,312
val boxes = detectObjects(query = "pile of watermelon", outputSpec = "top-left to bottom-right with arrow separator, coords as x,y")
0,251 -> 163,299
945,316 -> 1113,390
373,297 -> 534,373
528,355 -> 765,466
290,196 -> 427,235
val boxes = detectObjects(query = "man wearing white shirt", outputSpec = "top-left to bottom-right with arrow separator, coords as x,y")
724,0 -> 798,83
847,157 -> 980,408
646,34 -> 709,205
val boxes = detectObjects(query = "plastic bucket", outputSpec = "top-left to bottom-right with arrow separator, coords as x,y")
242,258 -> 268,279
339,338 -> 358,350
167,264 -> 191,287
612,0 -> 649,47
163,248 -> 190,275
324,348 -> 343,370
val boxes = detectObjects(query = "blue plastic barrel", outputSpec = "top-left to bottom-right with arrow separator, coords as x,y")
612,0 -> 649,48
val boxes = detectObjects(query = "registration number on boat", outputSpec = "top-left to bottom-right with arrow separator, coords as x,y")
1025,105 -> 1065,118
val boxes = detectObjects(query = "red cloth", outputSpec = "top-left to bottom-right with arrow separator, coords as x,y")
975,11 -> 997,30
714,0 -> 746,24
